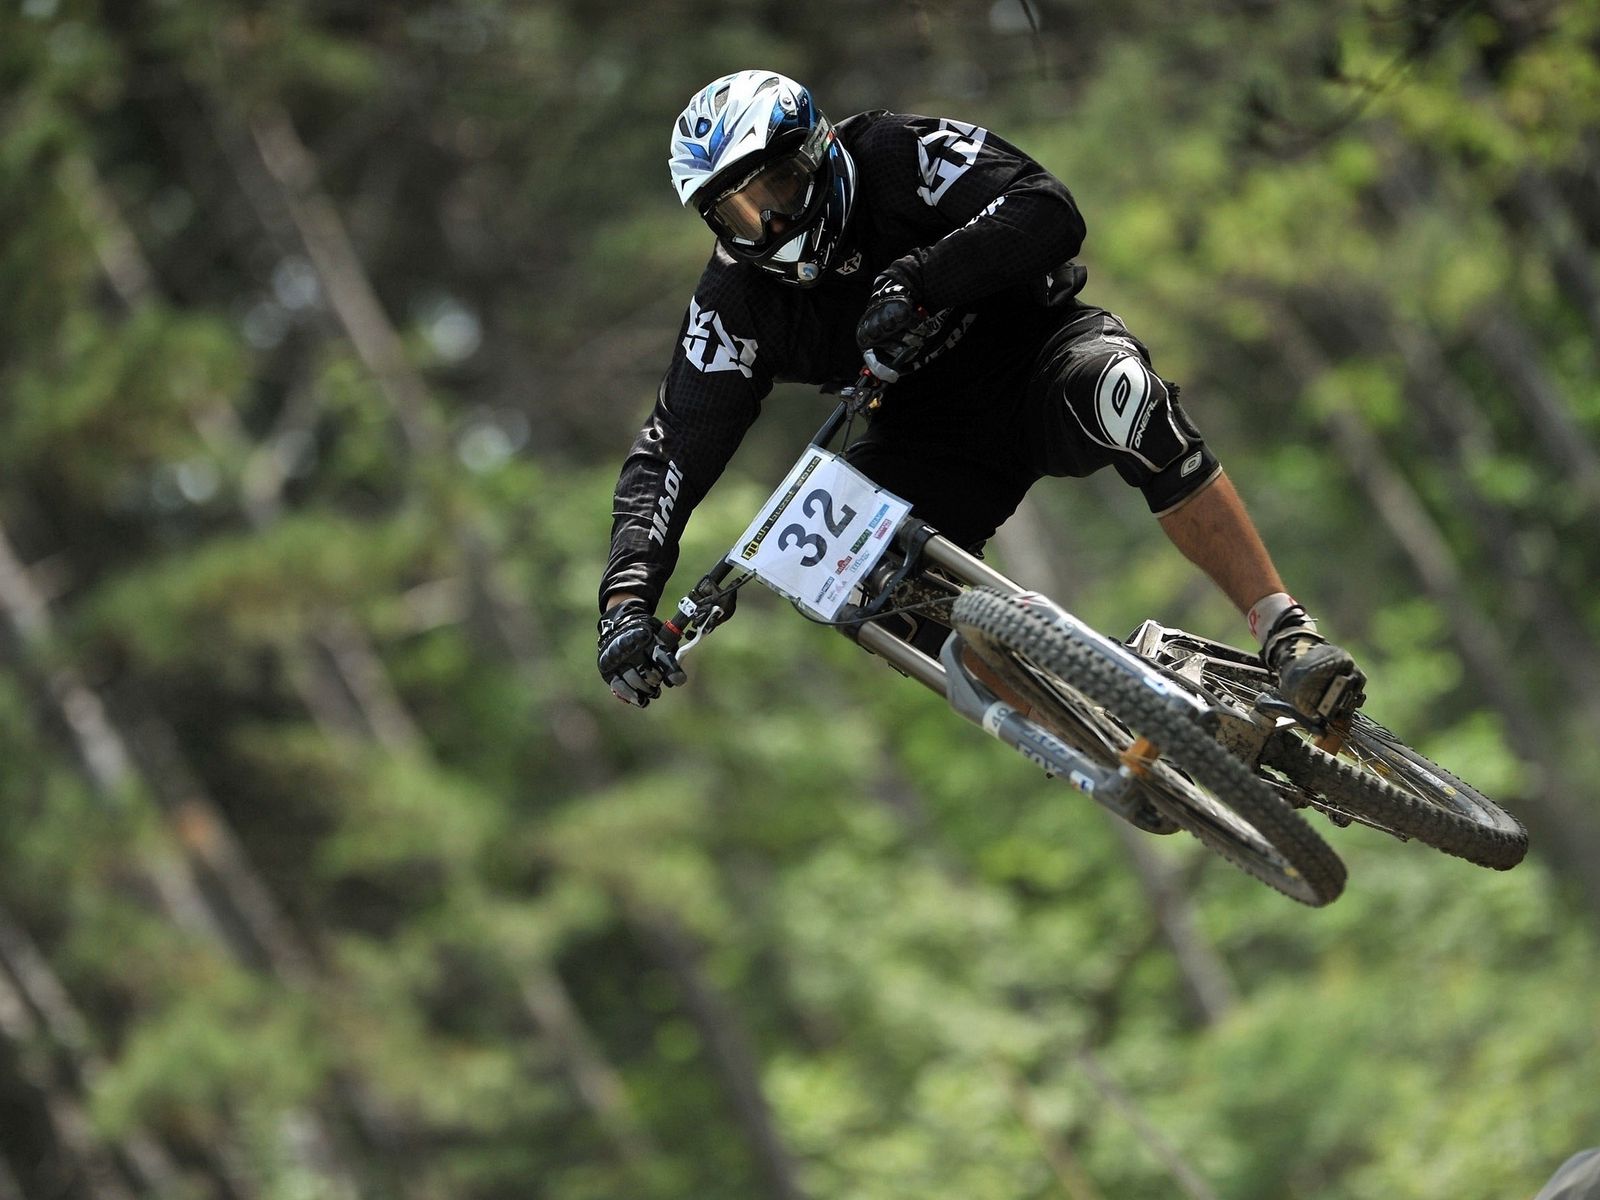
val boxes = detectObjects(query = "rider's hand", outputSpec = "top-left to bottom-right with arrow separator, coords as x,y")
856,276 -> 936,382
597,597 -> 686,708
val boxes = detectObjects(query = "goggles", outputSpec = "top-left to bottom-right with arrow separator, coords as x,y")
704,121 -> 832,245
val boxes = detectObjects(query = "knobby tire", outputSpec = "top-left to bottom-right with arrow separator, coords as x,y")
1259,721 -> 1528,870
951,589 -> 1346,907
1168,645 -> 1530,870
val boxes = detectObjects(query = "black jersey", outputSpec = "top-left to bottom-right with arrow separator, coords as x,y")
601,111 -> 1091,611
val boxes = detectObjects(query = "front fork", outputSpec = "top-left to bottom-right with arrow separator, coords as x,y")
934,633 -> 1163,821
840,526 -> 1213,821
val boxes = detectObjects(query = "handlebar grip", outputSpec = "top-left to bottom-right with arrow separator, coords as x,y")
658,608 -> 690,650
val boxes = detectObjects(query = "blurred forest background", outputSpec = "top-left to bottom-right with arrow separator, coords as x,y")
2,0 -> 1599,1197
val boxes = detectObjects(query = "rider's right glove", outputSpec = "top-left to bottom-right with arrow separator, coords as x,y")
1259,603 -> 1367,722
856,276 -> 938,382
597,598 -> 686,708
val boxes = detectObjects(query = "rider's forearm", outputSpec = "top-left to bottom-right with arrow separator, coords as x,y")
890,177 -> 1085,312
1155,470 -> 1286,617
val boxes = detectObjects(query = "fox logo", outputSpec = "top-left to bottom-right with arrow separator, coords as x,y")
682,298 -> 758,378
647,462 -> 683,545
916,120 -> 988,207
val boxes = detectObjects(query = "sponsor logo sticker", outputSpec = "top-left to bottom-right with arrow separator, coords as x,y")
1094,355 -> 1155,449
740,454 -> 822,559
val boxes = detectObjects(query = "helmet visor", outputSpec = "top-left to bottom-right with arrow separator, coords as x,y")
707,153 -> 817,244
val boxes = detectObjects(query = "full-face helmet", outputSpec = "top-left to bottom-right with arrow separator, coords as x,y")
669,70 -> 857,286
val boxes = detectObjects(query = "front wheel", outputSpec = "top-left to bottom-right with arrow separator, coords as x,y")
951,589 -> 1346,907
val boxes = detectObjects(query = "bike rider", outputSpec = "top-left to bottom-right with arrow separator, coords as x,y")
597,69 -> 1364,721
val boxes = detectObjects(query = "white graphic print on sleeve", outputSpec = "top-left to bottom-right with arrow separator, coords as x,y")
916,120 -> 989,207
682,297 -> 758,378
960,195 -> 1006,228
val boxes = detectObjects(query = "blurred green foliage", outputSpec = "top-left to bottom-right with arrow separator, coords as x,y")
1,1 -> 1597,1198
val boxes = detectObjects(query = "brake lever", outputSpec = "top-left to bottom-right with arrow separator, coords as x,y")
671,604 -> 726,662
839,367 -> 888,414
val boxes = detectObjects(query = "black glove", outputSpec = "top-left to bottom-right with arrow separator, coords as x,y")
856,277 -> 939,382
597,598 -> 686,708
1261,606 -> 1367,722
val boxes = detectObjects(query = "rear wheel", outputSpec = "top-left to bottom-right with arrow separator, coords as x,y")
1260,719 -> 1527,869
952,589 -> 1346,906
1177,650 -> 1528,870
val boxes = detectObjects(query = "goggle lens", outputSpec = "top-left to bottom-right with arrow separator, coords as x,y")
710,155 -> 816,243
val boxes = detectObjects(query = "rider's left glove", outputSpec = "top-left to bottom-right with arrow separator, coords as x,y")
597,598 -> 686,707
856,276 -> 939,382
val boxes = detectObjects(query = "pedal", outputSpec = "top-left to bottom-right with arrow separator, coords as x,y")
1256,689 -> 1357,755
1314,672 -> 1363,721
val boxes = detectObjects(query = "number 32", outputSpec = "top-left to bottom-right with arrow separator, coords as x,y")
777,488 -> 856,567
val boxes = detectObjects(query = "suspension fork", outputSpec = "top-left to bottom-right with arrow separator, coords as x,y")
838,523 -> 1027,700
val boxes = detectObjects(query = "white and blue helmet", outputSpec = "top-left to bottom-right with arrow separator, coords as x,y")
669,70 -> 857,286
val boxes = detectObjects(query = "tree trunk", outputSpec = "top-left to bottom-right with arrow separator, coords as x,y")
629,906 -> 812,1200
1073,1046 -> 1221,1200
1502,168 -> 1600,347
1469,310 -> 1600,515
0,523 -> 378,1199
995,1059 -> 1108,1200
1105,823 -> 1240,1025
0,920 -> 160,1200
61,120 -> 656,1173
1364,162 -> 1600,717
241,100 -> 602,769
1370,315 -> 1600,723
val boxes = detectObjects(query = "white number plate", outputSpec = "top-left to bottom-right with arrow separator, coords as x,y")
728,448 -> 911,620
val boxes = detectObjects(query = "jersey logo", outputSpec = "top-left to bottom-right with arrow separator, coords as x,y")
1094,355 -> 1161,451
916,120 -> 988,207
648,461 -> 683,545
682,298 -> 758,378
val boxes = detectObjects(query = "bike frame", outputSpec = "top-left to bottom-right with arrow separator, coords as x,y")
659,379 -> 1218,825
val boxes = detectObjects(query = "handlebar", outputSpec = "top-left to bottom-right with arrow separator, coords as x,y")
813,366 -> 890,447
655,364 -> 894,656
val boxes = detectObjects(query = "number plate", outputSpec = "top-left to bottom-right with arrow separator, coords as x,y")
729,448 -> 911,620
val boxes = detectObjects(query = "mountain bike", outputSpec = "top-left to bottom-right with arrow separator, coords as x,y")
651,371 -> 1526,905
